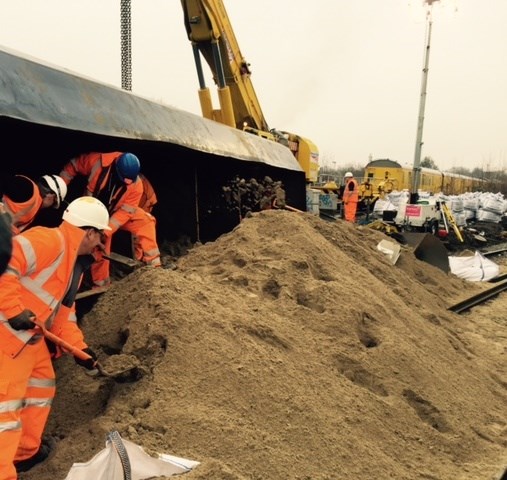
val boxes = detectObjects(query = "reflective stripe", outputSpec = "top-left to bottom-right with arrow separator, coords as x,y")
19,231 -> 64,312
1,230 -> 65,345
110,217 -> 122,229
14,236 -> 37,275
27,377 -> 56,388
120,204 -> 136,214
0,420 -> 21,433
144,258 -> 161,267
144,248 -> 160,256
4,266 -> 18,277
24,397 -> 53,408
89,159 -> 102,187
0,311 -> 36,344
68,311 -> 77,324
0,399 -> 23,413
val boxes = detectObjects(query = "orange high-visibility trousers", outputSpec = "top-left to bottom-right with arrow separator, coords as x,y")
344,201 -> 358,222
0,340 -> 55,480
90,208 -> 161,286
127,210 -> 161,266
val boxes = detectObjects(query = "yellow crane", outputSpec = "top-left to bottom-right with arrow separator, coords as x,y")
180,0 -> 319,183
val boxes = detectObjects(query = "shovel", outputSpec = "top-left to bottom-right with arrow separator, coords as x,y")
34,320 -> 140,379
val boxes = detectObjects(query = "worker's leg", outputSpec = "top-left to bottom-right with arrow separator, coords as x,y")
0,344 -> 37,479
344,202 -> 358,222
90,233 -> 112,287
14,340 -> 55,463
123,212 -> 161,267
344,203 -> 353,222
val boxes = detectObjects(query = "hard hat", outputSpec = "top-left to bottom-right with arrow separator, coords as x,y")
63,197 -> 112,231
344,172 -> 353,178
116,153 -> 141,182
40,174 -> 67,208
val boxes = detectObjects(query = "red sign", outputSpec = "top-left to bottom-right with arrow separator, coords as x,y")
405,205 -> 421,217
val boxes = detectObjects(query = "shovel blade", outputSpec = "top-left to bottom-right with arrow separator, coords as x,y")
400,232 -> 450,273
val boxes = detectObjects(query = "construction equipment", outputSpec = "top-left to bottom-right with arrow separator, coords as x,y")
401,232 -> 450,273
180,0 -> 319,183
367,219 -> 449,271
439,201 -> 464,243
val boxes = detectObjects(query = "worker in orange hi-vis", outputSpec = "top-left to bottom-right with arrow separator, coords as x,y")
342,172 -> 359,223
1,175 -> 43,235
0,197 -> 110,479
128,174 -> 161,267
59,152 -> 144,287
2,174 -> 68,235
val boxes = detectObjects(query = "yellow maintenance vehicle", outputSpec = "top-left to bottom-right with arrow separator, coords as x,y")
180,0 -> 319,184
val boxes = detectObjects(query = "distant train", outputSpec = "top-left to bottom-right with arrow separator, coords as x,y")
359,159 -> 485,203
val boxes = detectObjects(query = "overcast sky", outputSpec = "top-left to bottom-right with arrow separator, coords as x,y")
1,1 -> 505,173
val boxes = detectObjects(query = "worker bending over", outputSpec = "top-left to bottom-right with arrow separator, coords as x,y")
0,197 -> 109,478
1,174 -> 67,234
342,172 -> 359,223
60,152 -> 160,287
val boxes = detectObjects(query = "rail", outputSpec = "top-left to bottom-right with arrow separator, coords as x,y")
448,280 -> 507,314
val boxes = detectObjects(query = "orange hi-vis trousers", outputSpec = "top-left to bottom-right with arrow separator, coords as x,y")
90,207 -> 161,287
344,201 -> 358,222
129,211 -> 161,266
0,340 -> 55,480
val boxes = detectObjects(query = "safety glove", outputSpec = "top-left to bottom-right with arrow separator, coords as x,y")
74,347 -> 98,370
8,310 -> 36,330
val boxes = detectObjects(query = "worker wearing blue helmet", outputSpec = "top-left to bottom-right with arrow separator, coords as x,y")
60,151 -> 146,287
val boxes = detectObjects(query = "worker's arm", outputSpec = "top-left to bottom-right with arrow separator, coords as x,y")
49,303 -> 87,352
59,152 -> 101,186
108,180 -> 143,233
0,229 -> 60,319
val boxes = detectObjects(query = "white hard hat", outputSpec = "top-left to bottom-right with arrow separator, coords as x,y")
344,172 -> 353,178
41,174 -> 67,208
63,197 -> 112,231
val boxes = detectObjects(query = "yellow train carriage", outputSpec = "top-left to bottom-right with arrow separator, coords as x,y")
361,159 -> 481,202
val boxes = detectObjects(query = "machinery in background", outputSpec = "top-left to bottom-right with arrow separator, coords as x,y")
180,0 -> 319,183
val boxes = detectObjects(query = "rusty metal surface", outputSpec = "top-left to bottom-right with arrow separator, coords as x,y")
0,46 -> 302,172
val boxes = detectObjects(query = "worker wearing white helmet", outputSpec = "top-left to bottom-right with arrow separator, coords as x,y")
1,174 -> 68,235
0,196 -> 109,477
342,171 -> 359,222
37,174 -> 68,209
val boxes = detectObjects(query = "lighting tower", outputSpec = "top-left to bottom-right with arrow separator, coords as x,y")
410,0 -> 440,203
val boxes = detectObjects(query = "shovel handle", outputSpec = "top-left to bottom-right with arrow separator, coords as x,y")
34,320 -> 93,362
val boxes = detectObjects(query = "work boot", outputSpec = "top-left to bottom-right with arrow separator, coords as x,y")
15,436 -> 57,473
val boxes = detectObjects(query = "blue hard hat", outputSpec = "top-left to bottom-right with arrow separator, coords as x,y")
116,153 -> 140,181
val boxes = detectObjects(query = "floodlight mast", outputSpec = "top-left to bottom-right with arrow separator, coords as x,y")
410,1 -> 439,204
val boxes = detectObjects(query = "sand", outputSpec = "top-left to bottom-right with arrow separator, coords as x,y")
20,210 -> 506,480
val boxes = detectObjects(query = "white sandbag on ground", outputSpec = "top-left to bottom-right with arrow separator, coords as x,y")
448,251 -> 500,282
65,432 -> 199,480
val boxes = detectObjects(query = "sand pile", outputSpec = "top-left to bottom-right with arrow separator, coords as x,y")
21,210 -> 506,480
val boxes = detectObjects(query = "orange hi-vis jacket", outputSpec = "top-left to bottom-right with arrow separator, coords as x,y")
343,178 -> 359,204
2,176 -> 42,235
139,174 -> 158,213
60,152 -> 143,233
0,221 -> 89,358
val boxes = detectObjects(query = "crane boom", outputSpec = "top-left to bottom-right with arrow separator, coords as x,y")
181,0 -> 319,183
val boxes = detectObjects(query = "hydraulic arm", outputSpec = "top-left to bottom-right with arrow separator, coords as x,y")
180,0 -> 319,182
